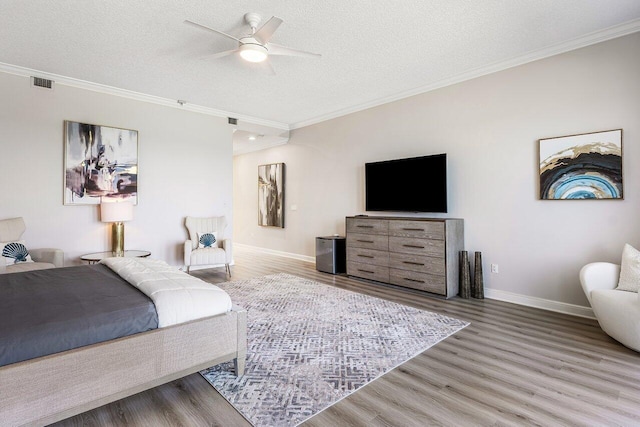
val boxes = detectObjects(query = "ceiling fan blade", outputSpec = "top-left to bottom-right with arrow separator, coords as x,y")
209,49 -> 239,59
265,59 -> 276,75
184,20 -> 240,43
268,43 -> 321,58
253,16 -> 283,44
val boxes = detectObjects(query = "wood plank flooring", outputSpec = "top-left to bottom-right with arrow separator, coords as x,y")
54,248 -> 640,426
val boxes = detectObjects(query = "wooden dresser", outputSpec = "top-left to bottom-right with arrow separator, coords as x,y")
346,216 -> 464,298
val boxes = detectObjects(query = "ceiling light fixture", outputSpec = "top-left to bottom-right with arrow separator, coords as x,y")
248,135 -> 257,141
239,43 -> 268,63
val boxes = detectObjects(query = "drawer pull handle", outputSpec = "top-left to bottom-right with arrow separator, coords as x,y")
403,244 -> 425,249
358,240 -> 375,244
358,255 -> 374,259
357,225 -> 374,228
358,269 -> 375,274
403,261 -> 424,266
402,228 -> 424,231
404,278 -> 425,283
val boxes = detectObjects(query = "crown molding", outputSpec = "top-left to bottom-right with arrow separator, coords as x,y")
290,18 -> 640,130
2,17 -> 639,132
0,62 -> 290,131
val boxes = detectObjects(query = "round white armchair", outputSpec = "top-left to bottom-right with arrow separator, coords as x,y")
580,262 -> 640,352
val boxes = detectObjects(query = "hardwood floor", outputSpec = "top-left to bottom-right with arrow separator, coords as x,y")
54,248 -> 640,426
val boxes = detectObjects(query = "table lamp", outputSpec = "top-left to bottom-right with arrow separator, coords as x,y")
100,200 -> 133,256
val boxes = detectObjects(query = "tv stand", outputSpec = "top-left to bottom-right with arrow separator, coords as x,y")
345,216 -> 464,298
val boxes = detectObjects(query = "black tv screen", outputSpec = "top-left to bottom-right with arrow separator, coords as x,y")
365,154 -> 447,213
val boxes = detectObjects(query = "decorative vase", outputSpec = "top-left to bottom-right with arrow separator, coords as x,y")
459,251 -> 471,299
473,251 -> 484,299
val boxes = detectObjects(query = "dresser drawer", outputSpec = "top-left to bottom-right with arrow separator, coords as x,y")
389,252 -> 445,275
347,247 -> 389,267
389,236 -> 445,257
389,268 -> 446,295
347,233 -> 389,251
346,218 -> 389,235
348,262 -> 390,283
389,220 -> 444,240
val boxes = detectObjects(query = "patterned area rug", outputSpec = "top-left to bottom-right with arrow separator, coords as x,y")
201,273 -> 468,426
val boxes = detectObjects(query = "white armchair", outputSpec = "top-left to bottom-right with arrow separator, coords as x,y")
184,216 -> 232,275
0,217 -> 64,274
580,262 -> 640,352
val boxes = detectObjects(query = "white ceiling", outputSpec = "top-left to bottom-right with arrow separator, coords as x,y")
2,0 -> 640,131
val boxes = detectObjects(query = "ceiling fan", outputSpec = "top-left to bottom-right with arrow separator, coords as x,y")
184,13 -> 321,67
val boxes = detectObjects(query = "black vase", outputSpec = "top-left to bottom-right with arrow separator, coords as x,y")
459,251 -> 471,299
472,251 -> 484,299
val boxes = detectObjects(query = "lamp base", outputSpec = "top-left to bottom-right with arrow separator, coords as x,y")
112,222 -> 125,256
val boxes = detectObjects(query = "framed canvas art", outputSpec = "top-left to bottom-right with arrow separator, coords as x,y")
64,121 -> 138,205
258,163 -> 285,228
539,129 -> 622,200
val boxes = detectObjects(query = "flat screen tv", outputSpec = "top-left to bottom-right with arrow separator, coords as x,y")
365,154 -> 447,213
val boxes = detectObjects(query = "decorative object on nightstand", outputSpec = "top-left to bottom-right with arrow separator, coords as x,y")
473,251 -> 484,299
100,200 -> 133,256
459,250 -> 471,299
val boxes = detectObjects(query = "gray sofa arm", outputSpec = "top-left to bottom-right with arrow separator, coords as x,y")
30,248 -> 64,267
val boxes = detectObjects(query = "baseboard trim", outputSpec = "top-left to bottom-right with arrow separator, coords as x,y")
236,245 -> 596,319
235,243 -> 315,264
484,288 -> 595,319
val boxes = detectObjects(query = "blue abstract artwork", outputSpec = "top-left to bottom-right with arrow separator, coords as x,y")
539,130 -> 622,200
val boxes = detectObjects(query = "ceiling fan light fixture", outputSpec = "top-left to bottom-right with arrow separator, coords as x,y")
239,43 -> 268,63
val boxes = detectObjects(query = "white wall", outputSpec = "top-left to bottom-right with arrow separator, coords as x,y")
0,72 -> 233,266
234,32 -> 640,308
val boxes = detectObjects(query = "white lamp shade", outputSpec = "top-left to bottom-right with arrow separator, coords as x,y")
100,201 -> 133,223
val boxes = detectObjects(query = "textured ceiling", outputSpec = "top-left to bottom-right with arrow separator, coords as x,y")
1,0 -> 640,128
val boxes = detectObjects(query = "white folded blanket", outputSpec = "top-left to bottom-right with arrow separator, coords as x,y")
101,258 -> 232,327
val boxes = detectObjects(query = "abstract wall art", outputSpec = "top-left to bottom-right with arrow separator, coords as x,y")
539,129 -> 622,200
64,121 -> 138,205
258,163 -> 285,228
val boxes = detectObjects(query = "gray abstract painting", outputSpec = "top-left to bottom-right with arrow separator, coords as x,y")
258,163 -> 284,228
64,121 -> 138,205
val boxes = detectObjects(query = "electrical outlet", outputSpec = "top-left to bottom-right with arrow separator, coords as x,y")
491,264 -> 499,273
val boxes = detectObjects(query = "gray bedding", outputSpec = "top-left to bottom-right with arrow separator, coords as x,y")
0,264 -> 158,367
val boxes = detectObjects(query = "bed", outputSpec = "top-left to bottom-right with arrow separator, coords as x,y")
0,258 -> 247,427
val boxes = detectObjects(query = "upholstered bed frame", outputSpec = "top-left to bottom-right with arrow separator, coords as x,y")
0,306 -> 247,426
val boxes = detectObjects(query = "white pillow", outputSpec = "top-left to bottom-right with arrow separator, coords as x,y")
0,240 -> 34,266
616,243 -> 640,292
197,231 -> 219,249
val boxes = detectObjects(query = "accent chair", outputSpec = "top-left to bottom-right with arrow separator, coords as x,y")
0,217 -> 64,274
184,216 -> 232,275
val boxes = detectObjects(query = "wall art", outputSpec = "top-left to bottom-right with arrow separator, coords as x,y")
64,121 -> 138,205
539,129 -> 622,200
258,163 -> 285,228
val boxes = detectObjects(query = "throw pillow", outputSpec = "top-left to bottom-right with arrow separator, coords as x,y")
0,241 -> 34,266
197,232 -> 218,249
616,243 -> 640,292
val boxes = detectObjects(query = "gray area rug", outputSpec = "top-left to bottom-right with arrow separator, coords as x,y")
201,273 -> 468,426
